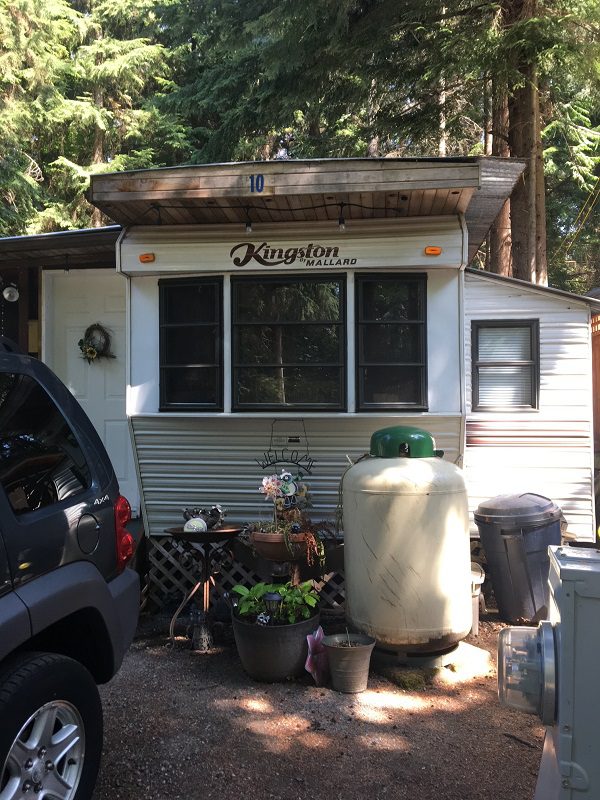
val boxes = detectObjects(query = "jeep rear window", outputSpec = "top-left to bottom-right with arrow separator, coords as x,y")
0,373 -> 91,514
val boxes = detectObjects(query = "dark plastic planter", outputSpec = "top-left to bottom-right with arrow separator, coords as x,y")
322,633 -> 376,693
232,612 -> 321,682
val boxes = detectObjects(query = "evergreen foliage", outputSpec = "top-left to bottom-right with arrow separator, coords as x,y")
0,0 -> 597,288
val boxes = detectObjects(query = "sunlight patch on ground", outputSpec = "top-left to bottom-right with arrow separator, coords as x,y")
432,642 -> 495,684
243,716 -> 330,752
356,732 -> 411,752
238,696 -> 275,713
354,689 -> 429,722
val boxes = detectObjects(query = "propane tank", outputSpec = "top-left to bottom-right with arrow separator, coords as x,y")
342,426 -> 471,653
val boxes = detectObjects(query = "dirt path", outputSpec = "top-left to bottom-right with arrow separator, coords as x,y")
95,619 -> 543,800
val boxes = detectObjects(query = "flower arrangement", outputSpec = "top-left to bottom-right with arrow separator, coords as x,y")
259,470 -> 309,525
78,323 -> 116,364
251,469 -> 323,566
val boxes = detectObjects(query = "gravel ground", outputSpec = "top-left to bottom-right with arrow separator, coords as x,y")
94,614 -> 544,800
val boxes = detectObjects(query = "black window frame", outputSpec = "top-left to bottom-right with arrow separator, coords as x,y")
471,319 -> 540,411
231,273 -> 347,412
355,273 -> 428,411
159,276 -> 224,411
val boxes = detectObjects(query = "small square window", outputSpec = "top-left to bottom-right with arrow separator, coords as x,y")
471,320 -> 539,410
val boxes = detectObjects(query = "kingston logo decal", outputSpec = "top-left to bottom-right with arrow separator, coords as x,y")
229,241 -> 357,268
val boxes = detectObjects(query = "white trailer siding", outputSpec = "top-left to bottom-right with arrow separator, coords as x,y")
127,267 -> 463,416
124,218 -> 468,537
464,271 -> 595,540
128,263 -> 465,536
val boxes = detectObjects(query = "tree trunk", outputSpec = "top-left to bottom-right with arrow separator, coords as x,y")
502,0 -> 546,284
508,64 -> 539,283
367,77 -> 380,157
535,72 -> 548,285
483,77 -> 492,157
90,86 -> 104,228
489,80 -> 512,276
438,81 -> 447,157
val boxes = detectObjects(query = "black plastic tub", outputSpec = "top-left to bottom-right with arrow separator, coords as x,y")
232,612 -> 321,682
474,493 -> 562,623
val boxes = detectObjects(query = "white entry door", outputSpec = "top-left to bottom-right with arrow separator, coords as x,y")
43,270 -> 139,513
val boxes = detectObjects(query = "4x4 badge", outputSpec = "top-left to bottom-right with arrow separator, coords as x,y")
93,494 -> 110,506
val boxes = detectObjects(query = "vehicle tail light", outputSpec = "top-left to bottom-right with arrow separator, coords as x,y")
114,494 -> 135,573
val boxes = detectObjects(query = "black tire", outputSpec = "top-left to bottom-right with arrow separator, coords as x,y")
0,652 -> 103,800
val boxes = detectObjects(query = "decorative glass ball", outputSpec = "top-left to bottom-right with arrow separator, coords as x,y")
183,517 -> 208,533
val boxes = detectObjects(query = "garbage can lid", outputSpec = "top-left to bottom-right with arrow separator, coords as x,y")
474,493 -> 562,528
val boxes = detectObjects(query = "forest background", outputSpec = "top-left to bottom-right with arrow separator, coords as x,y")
0,0 -> 598,289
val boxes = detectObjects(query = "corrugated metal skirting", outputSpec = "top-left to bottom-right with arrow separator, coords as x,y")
131,413 -> 463,605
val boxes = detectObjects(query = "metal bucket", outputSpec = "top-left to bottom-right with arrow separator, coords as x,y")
322,633 -> 376,693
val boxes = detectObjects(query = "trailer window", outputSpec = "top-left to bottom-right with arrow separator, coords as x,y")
231,275 -> 346,410
159,278 -> 223,410
356,274 -> 427,410
471,320 -> 539,411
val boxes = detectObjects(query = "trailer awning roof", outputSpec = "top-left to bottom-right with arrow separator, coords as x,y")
0,157 -> 525,269
0,226 -> 121,270
89,156 -> 526,264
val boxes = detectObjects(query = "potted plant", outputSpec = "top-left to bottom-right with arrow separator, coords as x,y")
231,580 -> 320,682
249,470 -> 324,567
322,631 -> 376,693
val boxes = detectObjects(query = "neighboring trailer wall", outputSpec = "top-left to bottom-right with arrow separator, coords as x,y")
464,271 -> 595,540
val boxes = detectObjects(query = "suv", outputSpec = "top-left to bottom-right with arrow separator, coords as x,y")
0,343 -> 139,799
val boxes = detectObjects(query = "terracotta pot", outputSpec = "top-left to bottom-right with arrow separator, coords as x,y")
250,530 -> 309,562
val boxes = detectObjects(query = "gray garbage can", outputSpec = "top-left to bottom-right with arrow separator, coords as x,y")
474,493 -> 562,623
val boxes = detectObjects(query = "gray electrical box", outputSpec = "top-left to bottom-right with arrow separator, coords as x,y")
498,546 -> 600,799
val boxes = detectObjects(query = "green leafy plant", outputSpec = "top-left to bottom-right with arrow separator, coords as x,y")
232,581 -> 319,624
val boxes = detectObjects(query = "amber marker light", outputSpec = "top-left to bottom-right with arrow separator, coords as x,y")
424,246 -> 442,256
139,253 -> 155,263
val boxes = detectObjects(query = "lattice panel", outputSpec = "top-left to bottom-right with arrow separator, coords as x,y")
314,572 -> 346,610
146,536 -> 346,611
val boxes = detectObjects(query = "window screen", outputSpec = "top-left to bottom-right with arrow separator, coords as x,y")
0,372 -> 91,514
159,278 -> 223,409
231,275 -> 345,410
472,320 -> 539,410
356,274 -> 427,409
